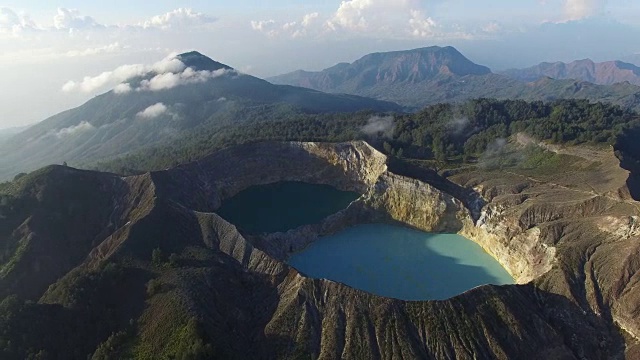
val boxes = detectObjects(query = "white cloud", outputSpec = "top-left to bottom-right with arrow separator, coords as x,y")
2,7 -> 216,36
61,81 -> 77,92
564,0 -> 605,21
251,1 -> 454,39
251,19 -> 279,37
328,0 -> 373,30
151,56 -> 186,73
295,12 -> 321,37
139,8 -> 216,29
62,63 -> 147,93
252,12 -> 321,38
482,21 -> 502,34
251,19 -> 275,31
282,21 -> 297,30
0,7 -> 38,35
138,68 -> 233,91
0,8 -> 19,29
0,43 -> 132,68
139,72 -> 183,91
61,54 -> 190,93
324,1 -> 460,39
55,121 -> 95,138
64,42 -> 125,57
53,8 -> 103,30
137,102 -> 168,119
361,115 -> 394,138
409,9 -> 437,37
62,51 -> 239,94
302,12 -> 320,27
113,83 -> 132,94
0,7 -> 20,34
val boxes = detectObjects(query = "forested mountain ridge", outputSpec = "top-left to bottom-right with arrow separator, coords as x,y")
90,98 -> 640,176
0,51 -> 399,182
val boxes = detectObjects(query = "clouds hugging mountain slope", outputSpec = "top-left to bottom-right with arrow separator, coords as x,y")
0,51 -> 400,181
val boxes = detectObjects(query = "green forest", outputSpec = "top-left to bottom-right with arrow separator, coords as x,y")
92,98 -> 640,175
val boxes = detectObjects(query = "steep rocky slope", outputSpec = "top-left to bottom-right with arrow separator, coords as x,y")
0,140 -> 639,358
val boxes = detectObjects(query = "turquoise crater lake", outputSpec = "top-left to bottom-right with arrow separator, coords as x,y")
289,224 -> 514,301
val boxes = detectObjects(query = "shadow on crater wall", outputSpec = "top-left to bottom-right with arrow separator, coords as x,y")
614,126 -> 640,200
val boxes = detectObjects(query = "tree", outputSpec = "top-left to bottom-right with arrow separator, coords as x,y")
383,141 -> 392,154
146,279 -> 162,296
151,248 -> 164,266
169,253 -> 179,267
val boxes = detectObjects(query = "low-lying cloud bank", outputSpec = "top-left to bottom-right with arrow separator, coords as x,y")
62,54 -> 237,94
137,102 -> 168,119
138,67 -> 231,91
61,55 -> 185,93
361,116 -> 395,138
1,7 -> 216,35
53,121 -> 96,138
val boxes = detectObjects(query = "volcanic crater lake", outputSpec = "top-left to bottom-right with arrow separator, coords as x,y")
218,181 -> 514,300
290,224 -> 514,300
217,181 -> 360,234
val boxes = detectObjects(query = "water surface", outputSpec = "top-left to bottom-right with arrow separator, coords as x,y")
217,181 -> 359,234
288,224 -> 513,300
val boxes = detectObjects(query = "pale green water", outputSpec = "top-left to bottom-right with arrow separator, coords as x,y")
217,181 -> 359,234
289,224 -> 514,301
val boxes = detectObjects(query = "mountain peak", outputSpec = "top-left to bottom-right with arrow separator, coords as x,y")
357,46 -> 488,77
177,51 -> 234,72
572,58 -> 595,64
268,46 -> 491,94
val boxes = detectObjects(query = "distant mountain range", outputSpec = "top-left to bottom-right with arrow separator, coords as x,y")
0,51 -> 399,181
501,59 -> 640,85
3,47 -> 640,181
268,46 -> 640,110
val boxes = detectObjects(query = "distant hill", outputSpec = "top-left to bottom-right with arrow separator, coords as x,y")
501,59 -> 640,85
269,46 -> 491,93
0,51 -> 399,181
268,47 -> 640,110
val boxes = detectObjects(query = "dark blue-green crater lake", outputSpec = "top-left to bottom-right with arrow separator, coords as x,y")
217,181 -> 359,234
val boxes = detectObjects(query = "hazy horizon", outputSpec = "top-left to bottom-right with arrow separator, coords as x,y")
1,0 -> 640,129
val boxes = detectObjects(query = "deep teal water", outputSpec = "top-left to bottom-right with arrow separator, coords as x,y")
217,181 -> 360,234
288,224 -> 514,301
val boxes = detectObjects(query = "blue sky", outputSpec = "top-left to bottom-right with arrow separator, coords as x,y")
1,0 -> 640,128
